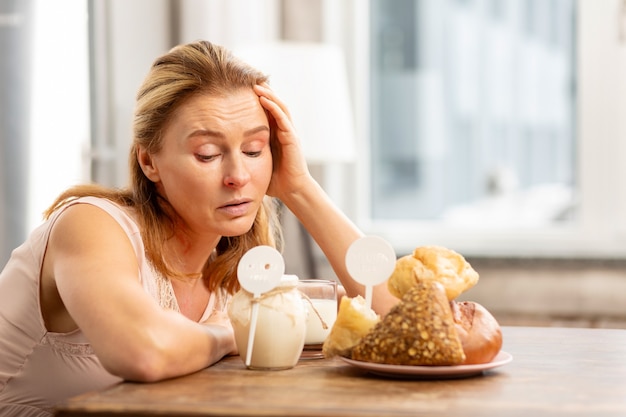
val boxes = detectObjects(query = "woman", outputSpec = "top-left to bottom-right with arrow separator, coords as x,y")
0,40 -> 397,416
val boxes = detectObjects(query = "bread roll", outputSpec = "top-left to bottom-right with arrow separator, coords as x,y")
322,295 -> 380,358
388,246 -> 479,301
351,281 -> 466,366
451,300 -> 503,364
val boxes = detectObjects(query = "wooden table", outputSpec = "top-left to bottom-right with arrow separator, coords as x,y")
55,326 -> 626,417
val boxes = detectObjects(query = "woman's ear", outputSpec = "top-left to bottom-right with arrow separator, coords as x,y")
136,146 -> 160,182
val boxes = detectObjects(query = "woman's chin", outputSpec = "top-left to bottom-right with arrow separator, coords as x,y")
219,218 -> 256,237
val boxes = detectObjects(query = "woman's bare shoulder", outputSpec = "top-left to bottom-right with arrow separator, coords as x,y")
41,202 -> 141,332
50,202 -> 129,245
45,201 -> 140,273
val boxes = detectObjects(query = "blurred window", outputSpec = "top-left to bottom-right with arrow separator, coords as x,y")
28,0 -> 89,230
369,0 -> 576,225
361,0 -> 597,257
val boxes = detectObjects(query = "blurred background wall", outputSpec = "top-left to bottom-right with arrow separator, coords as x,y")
0,0 -> 33,266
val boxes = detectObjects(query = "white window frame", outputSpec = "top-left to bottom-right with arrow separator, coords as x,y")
337,0 -> 626,258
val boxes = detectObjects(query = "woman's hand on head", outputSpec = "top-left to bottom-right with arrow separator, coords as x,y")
254,83 -> 312,200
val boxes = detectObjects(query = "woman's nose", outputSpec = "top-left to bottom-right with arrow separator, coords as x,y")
223,155 -> 251,188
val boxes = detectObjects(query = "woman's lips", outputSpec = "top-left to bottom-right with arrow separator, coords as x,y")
218,200 -> 252,217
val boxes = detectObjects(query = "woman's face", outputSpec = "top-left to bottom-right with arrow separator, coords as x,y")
143,89 -> 272,239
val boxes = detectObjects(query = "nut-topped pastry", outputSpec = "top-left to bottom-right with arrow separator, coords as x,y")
386,245 -> 502,365
351,281 -> 465,366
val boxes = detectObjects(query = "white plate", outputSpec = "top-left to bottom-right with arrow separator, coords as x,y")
339,351 -> 512,379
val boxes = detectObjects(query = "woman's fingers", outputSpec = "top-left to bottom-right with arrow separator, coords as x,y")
257,83 -> 291,118
254,84 -> 294,129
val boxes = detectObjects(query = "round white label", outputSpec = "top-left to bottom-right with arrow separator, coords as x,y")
237,245 -> 285,295
345,236 -> 396,286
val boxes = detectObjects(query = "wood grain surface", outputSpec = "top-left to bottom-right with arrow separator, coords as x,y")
54,326 -> 626,417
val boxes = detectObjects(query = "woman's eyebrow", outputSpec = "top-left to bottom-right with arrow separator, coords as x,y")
244,125 -> 270,136
188,129 -> 223,139
188,125 -> 269,139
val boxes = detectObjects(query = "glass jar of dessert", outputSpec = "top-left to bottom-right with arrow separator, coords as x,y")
228,274 -> 306,370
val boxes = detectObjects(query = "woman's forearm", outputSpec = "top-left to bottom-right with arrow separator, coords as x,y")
281,179 -> 398,315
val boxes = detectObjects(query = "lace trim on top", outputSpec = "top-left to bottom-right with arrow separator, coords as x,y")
41,335 -> 94,356
151,263 -> 180,312
149,261 -> 231,320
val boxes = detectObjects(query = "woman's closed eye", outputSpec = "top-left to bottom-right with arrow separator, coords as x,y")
244,150 -> 263,157
195,150 -> 262,162
195,153 -> 220,162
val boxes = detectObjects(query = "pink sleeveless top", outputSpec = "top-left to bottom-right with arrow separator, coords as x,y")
0,197 -> 227,416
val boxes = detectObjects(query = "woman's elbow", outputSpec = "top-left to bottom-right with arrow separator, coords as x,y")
100,345 -> 171,382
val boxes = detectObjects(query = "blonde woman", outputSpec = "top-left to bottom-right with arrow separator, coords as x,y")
0,40 -> 397,416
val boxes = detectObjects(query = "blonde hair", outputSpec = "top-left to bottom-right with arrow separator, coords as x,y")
46,41 -> 282,294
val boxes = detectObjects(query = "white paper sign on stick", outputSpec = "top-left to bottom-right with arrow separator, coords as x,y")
345,236 -> 396,309
237,245 -> 285,367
